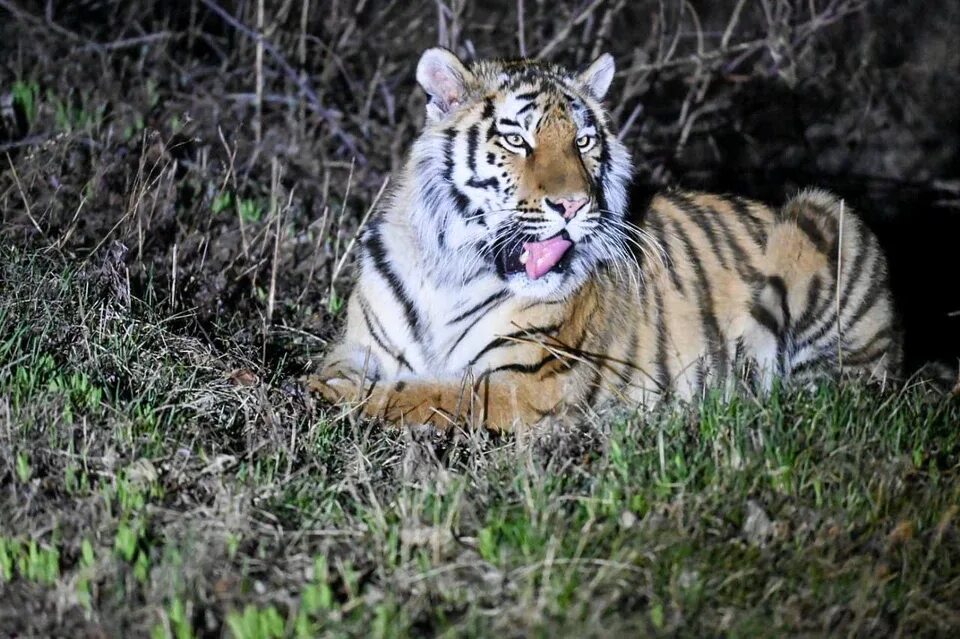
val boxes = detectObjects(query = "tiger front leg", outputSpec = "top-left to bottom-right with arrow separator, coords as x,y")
304,344 -> 382,406
358,371 -> 570,432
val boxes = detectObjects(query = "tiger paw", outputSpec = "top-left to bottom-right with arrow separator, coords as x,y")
303,373 -> 362,404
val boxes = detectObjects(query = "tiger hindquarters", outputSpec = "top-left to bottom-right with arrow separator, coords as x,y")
743,189 -> 902,389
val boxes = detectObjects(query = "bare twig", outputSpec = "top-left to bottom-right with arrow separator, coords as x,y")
329,176 -> 389,292
0,134 -> 57,153
836,199 -> 845,368
296,205 -> 331,305
5,153 -> 43,235
197,0 -> 360,157
721,0 -> 749,50
536,0 -> 605,60
617,103 -> 644,141
517,0 -> 527,57
254,0 -> 265,147
0,0 -> 82,43
217,126 -> 249,258
266,158 -> 287,326
71,32 -> 174,54
171,242 -> 179,308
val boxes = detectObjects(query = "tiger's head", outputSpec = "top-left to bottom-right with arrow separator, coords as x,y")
406,48 -> 633,300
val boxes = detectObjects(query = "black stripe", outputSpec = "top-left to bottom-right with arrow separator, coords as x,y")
448,289 -> 509,326
364,224 -> 423,342
792,314 -> 838,359
515,91 -> 539,101
498,117 -> 520,127
675,193 -> 761,282
645,209 -> 685,294
359,295 -> 413,372
794,213 -> 834,257
750,305 -> 780,335
580,102 -> 598,130
665,193 -> 730,270
789,355 -> 826,377
441,127 -> 457,180
730,196 -> 768,247
466,176 -> 499,190
792,275 -> 824,335
653,280 -> 671,392
481,98 -> 495,119
485,352 -> 559,376
540,357 -> 580,380
841,271 -> 887,334
841,349 -> 887,368
516,101 -> 536,116
670,220 -> 728,374
449,185 -> 472,212
837,232 -> 871,313
445,293 -> 509,358
465,124 -> 479,173
771,276 -> 792,375
617,320 -> 641,395
794,240 -> 876,347
842,327 -> 895,365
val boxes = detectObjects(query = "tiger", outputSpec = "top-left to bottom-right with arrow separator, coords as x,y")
306,47 -> 902,431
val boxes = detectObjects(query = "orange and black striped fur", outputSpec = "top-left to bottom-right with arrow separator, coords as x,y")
308,48 -> 901,430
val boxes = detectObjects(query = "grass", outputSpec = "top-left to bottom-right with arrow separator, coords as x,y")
1,248 -> 958,637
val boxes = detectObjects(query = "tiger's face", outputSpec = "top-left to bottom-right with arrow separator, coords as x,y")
409,49 -> 632,301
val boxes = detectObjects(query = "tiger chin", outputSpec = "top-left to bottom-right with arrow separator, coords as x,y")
306,48 -> 902,432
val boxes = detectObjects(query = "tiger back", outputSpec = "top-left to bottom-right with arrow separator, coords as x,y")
307,48 -> 901,430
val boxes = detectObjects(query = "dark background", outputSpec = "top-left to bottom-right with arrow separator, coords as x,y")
2,0 -> 958,373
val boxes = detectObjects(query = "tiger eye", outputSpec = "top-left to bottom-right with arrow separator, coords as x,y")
504,133 -> 525,147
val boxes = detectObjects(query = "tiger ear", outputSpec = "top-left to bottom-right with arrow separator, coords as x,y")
577,53 -> 615,100
416,47 -> 473,121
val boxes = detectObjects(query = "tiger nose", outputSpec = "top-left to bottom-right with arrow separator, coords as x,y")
545,196 -> 589,219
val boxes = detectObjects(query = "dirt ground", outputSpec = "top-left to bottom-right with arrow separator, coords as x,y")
1,1 -> 960,637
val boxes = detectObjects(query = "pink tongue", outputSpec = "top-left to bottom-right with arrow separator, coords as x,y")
523,236 -> 573,280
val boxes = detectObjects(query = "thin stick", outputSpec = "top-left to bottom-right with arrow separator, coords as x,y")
517,0 -> 526,57
254,0 -> 264,147
835,199 -> 845,368
266,158 -> 283,325
5,154 -> 42,234
171,242 -> 179,308
296,204 -> 331,305
330,159 -> 355,279
298,0 -> 311,135
48,195 -> 86,251
536,0 -> 604,59
617,103 -> 644,141
0,0 -> 82,43
216,126 -> 249,258
721,0 -> 748,50
72,32 -> 173,54
329,176 -> 389,289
